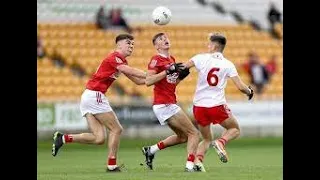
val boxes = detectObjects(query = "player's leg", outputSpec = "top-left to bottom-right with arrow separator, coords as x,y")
142,104 -> 185,170
194,124 -> 212,172
94,111 -> 123,172
142,122 -> 188,170
167,110 -> 199,171
216,115 -> 240,146
141,114 -> 189,170
142,105 -> 199,171
52,113 -> 106,156
212,107 -> 240,163
148,124 -> 188,153
192,106 -> 212,172
221,129 -> 228,137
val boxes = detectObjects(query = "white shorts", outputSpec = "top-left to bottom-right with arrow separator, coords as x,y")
152,104 -> 181,125
80,89 -> 113,117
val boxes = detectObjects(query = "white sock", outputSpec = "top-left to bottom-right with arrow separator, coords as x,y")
185,161 -> 194,170
150,144 -> 159,154
107,165 -> 117,170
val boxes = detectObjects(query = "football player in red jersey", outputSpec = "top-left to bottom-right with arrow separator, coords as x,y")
141,33 -> 199,172
52,34 -> 146,172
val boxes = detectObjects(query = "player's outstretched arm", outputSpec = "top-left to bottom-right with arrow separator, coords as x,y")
145,63 -> 180,86
145,70 -> 166,86
117,64 -> 146,78
181,60 -> 195,69
230,75 -> 254,100
124,74 -> 145,85
174,61 -> 194,85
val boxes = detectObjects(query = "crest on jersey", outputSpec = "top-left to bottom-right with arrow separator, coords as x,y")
149,59 -> 157,68
166,72 -> 179,84
115,57 -> 123,64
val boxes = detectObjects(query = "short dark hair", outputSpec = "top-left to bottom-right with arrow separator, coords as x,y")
209,33 -> 227,52
152,32 -> 165,45
115,34 -> 134,44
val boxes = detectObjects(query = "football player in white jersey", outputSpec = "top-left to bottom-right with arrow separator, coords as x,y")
177,33 -> 254,172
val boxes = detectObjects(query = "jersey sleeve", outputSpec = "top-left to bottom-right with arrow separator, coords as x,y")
190,54 -> 204,71
227,62 -> 239,77
148,56 -> 160,72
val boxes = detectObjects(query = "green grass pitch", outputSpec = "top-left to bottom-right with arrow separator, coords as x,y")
38,137 -> 282,180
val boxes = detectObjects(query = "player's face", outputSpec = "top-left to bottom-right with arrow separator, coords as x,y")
156,34 -> 170,50
118,39 -> 135,56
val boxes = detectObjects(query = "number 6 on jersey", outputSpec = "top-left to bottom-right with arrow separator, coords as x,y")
207,68 -> 220,86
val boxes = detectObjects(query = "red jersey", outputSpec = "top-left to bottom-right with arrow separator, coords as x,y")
148,54 -> 179,105
86,51 -> 127,93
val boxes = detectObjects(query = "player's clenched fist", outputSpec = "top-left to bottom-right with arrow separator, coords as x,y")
166,63 -> 183,75
178,68 -> 190,80
174,63 -> 190,80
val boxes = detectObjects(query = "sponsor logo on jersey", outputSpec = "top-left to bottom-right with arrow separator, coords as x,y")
166,72 -> 179,84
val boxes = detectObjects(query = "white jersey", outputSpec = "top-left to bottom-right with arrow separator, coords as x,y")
191,52 -> 238,107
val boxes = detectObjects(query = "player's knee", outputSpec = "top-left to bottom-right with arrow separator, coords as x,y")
178,135 -> 188,143
111,126 -> 123,135
96,139 -> 105,145
95,136 -> 106,145
235,128 -> 241,137
188,127 -> 199,138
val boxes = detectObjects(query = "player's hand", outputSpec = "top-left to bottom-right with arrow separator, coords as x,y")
247,86 -> 254,100
176,62 -> 186,70
174,62 -> 190,80
178,68 -> 190,80
166,63 -> 181,75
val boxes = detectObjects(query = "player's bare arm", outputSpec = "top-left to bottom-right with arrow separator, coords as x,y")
125,74 -> 146,85
117,64 -> 146,78
145,70 -> 167,86
173,60 -> 194,71
230,75 -> 254,99
183,60 -> 195,69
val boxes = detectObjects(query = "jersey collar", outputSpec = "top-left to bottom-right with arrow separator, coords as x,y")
212,52 -> 224,59
158,53 -> 170,58
114,51 -> 126,59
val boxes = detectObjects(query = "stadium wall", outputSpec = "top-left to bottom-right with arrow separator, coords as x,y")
37,100 -> 283,139
37,0 -> 237,25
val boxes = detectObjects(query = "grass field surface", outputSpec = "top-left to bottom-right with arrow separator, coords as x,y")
38,137 -> 282,180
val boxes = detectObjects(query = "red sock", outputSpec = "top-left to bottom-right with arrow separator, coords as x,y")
157,141 -> 165,150
187,154 -> 195,162
218,137 -> 228,146
197,154 -> 204,162
108,157 -> 117,166
63,134 -> 73,143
